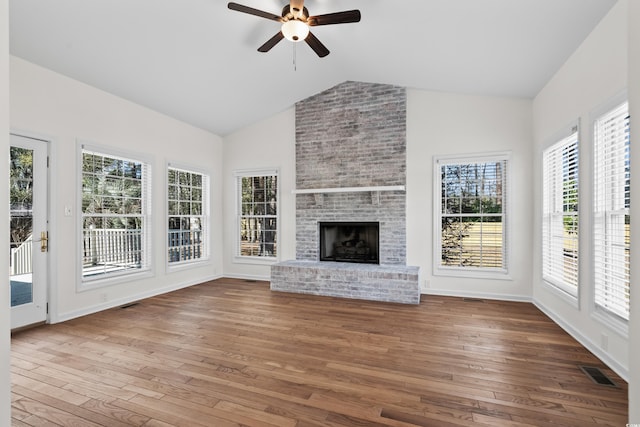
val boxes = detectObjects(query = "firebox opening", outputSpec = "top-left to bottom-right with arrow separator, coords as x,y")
319,222 -> 379,264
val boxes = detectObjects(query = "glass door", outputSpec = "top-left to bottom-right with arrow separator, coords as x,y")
10,134 -> 48,329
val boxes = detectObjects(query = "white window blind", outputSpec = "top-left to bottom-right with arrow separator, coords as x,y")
593,101 -> 630,321
434,153 -> 509,276
542,130 -> 579,296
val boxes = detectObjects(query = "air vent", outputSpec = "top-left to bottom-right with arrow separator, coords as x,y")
579,366 -> 617,387
244,279 -> 258,283
463,297 -> 485,303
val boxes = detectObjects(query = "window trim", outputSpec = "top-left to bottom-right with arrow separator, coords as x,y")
590,93 -> 630,332
432,151 -> 511,280
234,168 -> 280,265
165,161 -> 212,272
541,122 -> 580,302
76,142 -> 154,291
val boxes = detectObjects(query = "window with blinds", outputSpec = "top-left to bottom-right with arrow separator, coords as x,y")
593,101 -> 630,321
81,147 -> 152,281
434,153 -> 509,276
236,170 -> 278,259
542,130 -> 579,296
167,165 -> 210,266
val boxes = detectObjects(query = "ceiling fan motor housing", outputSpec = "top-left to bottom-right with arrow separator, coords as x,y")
282,5 -> 309,21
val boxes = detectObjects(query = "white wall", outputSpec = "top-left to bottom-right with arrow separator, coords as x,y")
406,90 -> 534,300
221,90 -> 535,299
222,108 -> 296,280
1,0 -> 11,423
10,57 -> 224,322
532,1 -> 629,378
628,0 -> 640,421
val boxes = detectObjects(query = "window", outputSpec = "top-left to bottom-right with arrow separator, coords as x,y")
81,146 -> 151,282
167,165 -> 210,266
542,129 -> 579,297
593,101 -> 630,321
434,153 -> 509,276
236,170 -> 278,260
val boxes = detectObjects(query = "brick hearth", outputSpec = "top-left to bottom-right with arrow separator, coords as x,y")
271,261 -> 420,304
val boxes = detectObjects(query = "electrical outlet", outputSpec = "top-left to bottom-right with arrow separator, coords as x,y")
64,205 -> 73,216
100,293 -> 108,303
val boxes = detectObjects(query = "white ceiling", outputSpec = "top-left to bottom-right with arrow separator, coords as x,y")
9,0 -> 617,136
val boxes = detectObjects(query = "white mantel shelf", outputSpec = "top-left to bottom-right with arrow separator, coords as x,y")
292,185 -> 405,195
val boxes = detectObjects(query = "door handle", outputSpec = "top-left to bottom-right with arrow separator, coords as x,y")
40,231 -> 48,252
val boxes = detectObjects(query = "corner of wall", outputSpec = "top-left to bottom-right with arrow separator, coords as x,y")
0,0 -> 11,422
531,0 -> 630,390
627,0 -> 640,421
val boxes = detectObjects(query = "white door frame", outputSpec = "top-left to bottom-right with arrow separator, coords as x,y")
10,133 -> 49,329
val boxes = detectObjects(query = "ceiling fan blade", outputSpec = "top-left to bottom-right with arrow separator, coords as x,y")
227,2 -> 282,22
305,31 -> 329,57
308,9 -> 361,26
258,32 -> 285,52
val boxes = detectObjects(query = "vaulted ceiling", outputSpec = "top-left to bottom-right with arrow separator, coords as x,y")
9,0 -> 617,136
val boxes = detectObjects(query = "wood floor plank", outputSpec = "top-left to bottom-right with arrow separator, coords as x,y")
11,278 -> 628,426
110,396 -> 219,427
80,399 -> 151,426
12,374 -> 90,406
213,400 -> 298,427
11,391 -> 109,427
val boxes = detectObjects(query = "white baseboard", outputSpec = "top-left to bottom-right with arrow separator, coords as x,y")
223,273 -> 271,282
533,300 -> 629,382
423,288 -> 532,303
54,274 -> 222,323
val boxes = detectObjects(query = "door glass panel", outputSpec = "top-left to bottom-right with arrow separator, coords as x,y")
10,147 -> 34,307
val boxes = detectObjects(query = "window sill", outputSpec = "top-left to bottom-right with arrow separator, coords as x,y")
166,258 -> 211,273
434,266 -> 511,281
234,256 -> 279,266
542,279 -> 579,309
78,269 -> 154,292
591,309 -> 628,339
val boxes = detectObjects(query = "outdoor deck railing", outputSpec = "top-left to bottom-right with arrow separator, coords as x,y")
13,228 -> 205,276
10,234 -> 33,276
82,228 -> 142,268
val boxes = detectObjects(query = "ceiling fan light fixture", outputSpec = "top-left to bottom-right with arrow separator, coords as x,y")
281,19 -> 309,42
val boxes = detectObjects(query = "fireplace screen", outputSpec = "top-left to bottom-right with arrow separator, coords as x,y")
319,222 -> 379,264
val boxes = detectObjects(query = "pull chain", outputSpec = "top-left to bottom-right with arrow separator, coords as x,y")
293,43 -> 297,71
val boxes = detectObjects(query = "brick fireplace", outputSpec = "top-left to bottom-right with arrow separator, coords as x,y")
270,81 -> 420,304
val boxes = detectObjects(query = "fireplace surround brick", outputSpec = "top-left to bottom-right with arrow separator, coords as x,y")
295,81 -> 407,264
271,81 -> 420,304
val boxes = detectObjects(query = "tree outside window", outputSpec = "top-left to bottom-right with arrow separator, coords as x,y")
10,147 -> 34,254
237,172 -> 278,259
168,166 -> 209,265
435,154 -> 508,275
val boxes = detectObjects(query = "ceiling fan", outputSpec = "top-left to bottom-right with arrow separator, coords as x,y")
227,0 -> 361,58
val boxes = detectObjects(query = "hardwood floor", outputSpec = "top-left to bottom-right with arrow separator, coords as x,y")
11,278 -> 628,426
